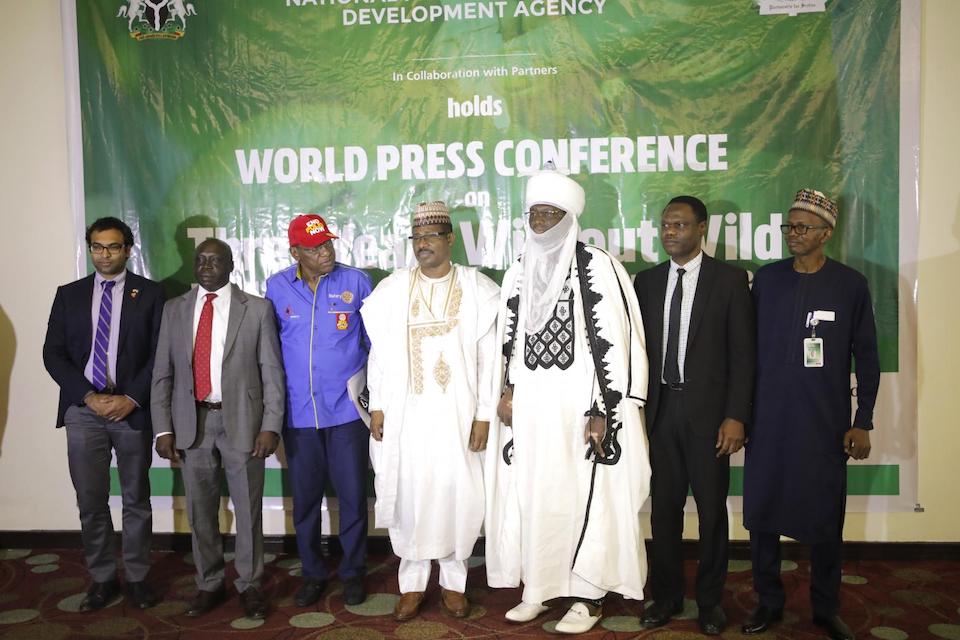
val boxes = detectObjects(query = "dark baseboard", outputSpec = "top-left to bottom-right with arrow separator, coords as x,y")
1,531 -> 957,562
732,541 -> 960,562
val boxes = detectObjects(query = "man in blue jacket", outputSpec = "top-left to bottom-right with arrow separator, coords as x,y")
743,189 -> 880,640
265,214 -> 372,607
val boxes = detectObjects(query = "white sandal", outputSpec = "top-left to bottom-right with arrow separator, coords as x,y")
554,601 -> 602,634
505,601 -> 549,622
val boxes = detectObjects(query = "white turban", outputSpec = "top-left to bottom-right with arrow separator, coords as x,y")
524,169 -> 586,217
520,169 -> 584,334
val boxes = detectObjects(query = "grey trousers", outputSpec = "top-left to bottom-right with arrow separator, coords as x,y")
64,405 -> 153,583
180,407 -> 264,593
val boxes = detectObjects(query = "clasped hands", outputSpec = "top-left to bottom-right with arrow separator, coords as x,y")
84,393 -> 136,422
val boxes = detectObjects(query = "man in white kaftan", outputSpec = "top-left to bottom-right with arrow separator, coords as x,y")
361,201 -> 500,621
484,168 -> 652,634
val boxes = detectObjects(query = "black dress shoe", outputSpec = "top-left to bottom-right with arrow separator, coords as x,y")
125,581 -> 159,609
185,587 -> 226,617
697,604 -> 727,635
813,614 -> 855,640
79,580 -> 120,612
641,599 -> 683,628
742,605 -> 784,634
295,578 -> 328,607
342,576 -> 366,606
240,586 -> 268,620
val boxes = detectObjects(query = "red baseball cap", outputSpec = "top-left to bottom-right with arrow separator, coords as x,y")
288,214 -> 338,248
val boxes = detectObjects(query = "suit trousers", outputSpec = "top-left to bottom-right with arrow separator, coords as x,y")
65,405 -> 152,583
750,531 -> 843,617
180,406 -> 265,593
283,420 -> 369,581
649,385 -> 730,608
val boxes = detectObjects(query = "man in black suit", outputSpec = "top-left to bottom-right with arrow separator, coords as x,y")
43,217 -> 164,611
633,196 -> 755,635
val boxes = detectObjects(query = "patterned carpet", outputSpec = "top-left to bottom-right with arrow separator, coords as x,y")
0,547 -> 958,639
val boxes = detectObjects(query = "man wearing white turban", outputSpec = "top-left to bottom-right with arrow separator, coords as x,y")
484,168 -> 652,634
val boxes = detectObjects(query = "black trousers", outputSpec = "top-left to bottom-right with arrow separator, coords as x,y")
648,385 -> 730,608
750,531 -> 843,617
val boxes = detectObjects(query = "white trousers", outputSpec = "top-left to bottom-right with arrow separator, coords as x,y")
399,554 -> 468,594
569,572 -> 607,600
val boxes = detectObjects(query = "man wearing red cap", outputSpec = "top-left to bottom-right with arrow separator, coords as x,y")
265,215 -> 373,607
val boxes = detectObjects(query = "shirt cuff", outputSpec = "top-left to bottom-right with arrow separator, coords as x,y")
124,395 -> 140,408
475,404 -> 494,423
154,431 -> 173,439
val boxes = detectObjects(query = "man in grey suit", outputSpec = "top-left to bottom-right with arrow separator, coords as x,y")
151,238 -> 285,620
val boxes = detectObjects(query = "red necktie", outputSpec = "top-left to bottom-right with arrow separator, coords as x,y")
193,293 -> 217,401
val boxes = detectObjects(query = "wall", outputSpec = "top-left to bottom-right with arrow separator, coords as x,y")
0,0 -> 957,541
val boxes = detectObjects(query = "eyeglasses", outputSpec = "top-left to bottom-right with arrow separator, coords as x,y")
298,243 -> 333,256
90,243 -> 126,255
660,221 -> 692,232
780,223 -> 830,236
523,208 -> 566,221
408,231 -> 451,242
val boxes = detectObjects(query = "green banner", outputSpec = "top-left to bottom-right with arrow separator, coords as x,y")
77,0 -> 902,368
72,0 -> 917,509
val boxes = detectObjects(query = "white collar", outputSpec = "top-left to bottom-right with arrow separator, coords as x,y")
670,251 -> 703,274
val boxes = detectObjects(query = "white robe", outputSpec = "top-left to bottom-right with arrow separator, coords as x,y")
362,265 -> 500,560
484,243 -> 652,603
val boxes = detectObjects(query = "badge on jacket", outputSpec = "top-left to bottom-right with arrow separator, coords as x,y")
336,312 -> 349,330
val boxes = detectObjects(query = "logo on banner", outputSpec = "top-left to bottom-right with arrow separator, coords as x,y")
117,0 -> 197,41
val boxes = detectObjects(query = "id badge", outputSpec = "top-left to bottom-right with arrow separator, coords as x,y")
804,337 -> 824,367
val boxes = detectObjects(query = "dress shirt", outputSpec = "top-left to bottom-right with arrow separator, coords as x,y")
84,271 -> 125,389
661,251 -> 703,384
193,283 -> 232,402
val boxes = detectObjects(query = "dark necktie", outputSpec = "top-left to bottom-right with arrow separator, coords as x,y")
91,280 -> 116,391
193,293 -> 217,401
664,268 -> 685,384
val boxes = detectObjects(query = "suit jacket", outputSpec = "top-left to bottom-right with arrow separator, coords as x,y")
633,254 -> 755,435
150,284 -> 285,451
43,271 -> 165,431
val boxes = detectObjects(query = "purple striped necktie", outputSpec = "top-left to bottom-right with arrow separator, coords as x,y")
91,280 -> 116,391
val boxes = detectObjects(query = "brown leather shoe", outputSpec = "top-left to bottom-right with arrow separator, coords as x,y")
393,592 -> 424,621
440,588 -> 470,618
